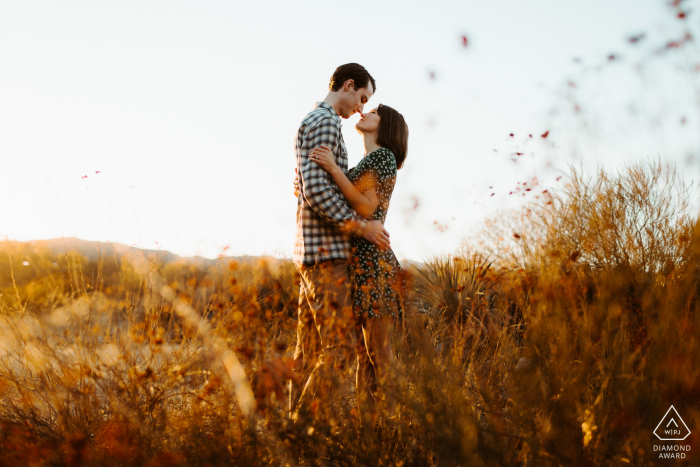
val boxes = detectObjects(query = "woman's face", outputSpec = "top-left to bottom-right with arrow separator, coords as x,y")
355,107 -> 380,134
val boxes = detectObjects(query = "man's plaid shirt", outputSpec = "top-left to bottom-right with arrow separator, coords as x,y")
294,102 -> 367,265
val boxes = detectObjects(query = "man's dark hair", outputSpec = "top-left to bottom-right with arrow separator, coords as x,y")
329,63 -> 376,93
376,104 -> 409,169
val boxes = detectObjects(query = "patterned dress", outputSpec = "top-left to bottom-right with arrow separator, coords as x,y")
347,148 -> 407,318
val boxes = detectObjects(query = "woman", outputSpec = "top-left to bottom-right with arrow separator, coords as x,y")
308,104 -> 409,414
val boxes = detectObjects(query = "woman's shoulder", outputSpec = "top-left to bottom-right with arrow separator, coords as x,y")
368,148 -> 397,163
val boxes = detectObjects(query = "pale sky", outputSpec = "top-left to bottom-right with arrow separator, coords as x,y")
1,0 -> 698,261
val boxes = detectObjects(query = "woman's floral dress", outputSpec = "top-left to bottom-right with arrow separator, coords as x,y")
347,148 -> 407,318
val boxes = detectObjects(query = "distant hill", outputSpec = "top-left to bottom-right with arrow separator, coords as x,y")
13,238 -> 423,271
24,238 -> 268,267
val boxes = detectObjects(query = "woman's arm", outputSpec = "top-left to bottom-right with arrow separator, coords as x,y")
309,146 -> 379,219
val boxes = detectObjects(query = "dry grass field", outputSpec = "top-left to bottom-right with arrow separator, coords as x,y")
1,160 -> 699,466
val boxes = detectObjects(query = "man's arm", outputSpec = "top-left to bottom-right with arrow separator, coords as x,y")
308,145 -> 378,219
299,117 -> 363,231
298,117 -> 390,249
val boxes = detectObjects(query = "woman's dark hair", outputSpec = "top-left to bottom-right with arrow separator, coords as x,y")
329,63 -> 376,93
376,104 -> 409,169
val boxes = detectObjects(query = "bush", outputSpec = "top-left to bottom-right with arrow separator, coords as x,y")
0,158 -> 699,466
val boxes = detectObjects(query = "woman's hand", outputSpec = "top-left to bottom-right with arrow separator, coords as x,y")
293,169 -> 300,198
309,146 -> 340,175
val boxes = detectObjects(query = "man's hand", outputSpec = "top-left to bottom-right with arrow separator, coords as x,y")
293,168 -> 300,198
362,220 -> 390,250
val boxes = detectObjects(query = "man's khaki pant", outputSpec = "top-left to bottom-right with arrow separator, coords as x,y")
291,259 -> 358,417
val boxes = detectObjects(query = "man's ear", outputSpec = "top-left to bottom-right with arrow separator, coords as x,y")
343,79 -> 355,92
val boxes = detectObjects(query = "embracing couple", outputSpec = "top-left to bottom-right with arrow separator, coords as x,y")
290,63 -> 409,422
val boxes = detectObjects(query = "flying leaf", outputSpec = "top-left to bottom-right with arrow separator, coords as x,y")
628,33 -> 646,43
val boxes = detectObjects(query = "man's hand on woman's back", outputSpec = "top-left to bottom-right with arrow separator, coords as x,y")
363,220 -> 390,250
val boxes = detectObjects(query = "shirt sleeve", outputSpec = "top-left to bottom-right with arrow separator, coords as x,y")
299,115 -> 366,232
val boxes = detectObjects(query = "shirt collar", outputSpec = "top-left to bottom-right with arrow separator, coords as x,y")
315,101 -> 341,123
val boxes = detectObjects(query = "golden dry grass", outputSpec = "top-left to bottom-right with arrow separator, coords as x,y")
0,159 -> 699,466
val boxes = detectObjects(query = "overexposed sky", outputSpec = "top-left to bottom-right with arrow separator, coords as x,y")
1,0 -> 698,260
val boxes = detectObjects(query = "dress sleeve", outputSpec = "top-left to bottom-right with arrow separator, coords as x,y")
350,157 -> 379,194
353,149 -> 397,192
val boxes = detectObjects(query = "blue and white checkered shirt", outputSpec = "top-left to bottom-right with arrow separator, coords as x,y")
294,102 -> 367,265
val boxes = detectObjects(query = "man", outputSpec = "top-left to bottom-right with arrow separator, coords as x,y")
291,63 -> 390,418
